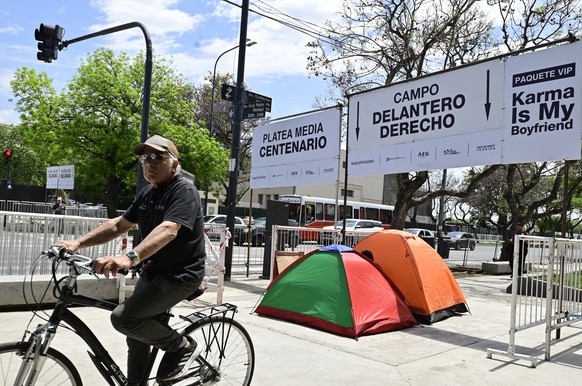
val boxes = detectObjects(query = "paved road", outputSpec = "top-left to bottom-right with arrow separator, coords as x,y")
444,243 -> 502,266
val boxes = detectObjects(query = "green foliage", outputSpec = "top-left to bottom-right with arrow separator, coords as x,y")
10,67 -> 71,166
10,48 -> 229,214
0,123 -> 45,186
163,124 -> 229,198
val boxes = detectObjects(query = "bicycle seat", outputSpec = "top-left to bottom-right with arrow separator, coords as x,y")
185,287 -> 205,301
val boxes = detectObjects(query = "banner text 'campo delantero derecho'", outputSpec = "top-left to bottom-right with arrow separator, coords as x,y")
260,122 -> 327,157
371,84 -> 466,138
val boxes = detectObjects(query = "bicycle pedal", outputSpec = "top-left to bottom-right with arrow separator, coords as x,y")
157,367 -> 201,385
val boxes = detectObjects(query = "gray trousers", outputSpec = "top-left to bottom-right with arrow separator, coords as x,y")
110,273 -> 202,383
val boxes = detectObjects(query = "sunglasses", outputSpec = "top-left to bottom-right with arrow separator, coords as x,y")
139,153 -> 169,164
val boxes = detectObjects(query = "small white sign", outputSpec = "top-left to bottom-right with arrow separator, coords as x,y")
46,165 -> 75,190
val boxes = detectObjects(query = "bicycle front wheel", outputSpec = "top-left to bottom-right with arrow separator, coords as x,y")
0,341 -> 82,386
185,316 -> 255,386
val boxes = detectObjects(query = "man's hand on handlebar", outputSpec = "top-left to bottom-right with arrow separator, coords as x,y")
93,256 -> 132,278
51,240 -> 81,253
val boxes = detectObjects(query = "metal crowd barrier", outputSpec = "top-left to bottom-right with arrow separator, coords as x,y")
0,211 -> 116,276
0,200 -> 110,218
200,224 -> 382,280
268,225 -> 381,280
0,211 -> 225,304
487,235 -> 582,367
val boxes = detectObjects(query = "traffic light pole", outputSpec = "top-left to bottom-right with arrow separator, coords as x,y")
46,22 -> 153,194
3,150 -> 12,190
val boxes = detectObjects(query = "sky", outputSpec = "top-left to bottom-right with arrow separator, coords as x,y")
0,0 -> 344,125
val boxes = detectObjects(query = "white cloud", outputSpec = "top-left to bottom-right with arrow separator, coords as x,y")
77,0 -> 345,85
0,25 -> 23,35
196,0 -> 343,80
87,0 -> 204,55
0,0 -> 346,124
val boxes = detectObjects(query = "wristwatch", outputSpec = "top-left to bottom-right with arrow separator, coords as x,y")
126,251 -> 141,267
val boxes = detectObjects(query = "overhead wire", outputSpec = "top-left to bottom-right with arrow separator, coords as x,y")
221,0 -> 356,50
221,0 -> 380,80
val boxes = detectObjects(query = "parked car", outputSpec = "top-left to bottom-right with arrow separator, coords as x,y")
320,219 -> 384,245
204,215 -> 248,245
404,228 -> 436,247
248,218 -> 300,248
447,231 -> 477,250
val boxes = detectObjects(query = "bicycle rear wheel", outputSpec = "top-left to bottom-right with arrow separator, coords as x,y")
0,341 -> 82,386
183,316 -> 255,386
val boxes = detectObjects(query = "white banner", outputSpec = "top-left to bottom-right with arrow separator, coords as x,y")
349,60 -> 505,149
250,108 -> 341,188
46,165 -> 75,190
347,40 -> 582,176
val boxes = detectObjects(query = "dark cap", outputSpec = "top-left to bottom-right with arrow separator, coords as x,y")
133,135 -> 179,159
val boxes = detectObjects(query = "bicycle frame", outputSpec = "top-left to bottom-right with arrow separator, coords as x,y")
21,283 -> 137,385
14,249 -> 252,386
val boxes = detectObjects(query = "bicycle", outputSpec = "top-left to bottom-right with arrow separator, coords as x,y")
0,246 -> 255,385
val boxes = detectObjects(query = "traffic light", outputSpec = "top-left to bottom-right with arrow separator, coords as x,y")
3,149 -> 12,164
35,23 -> 64,63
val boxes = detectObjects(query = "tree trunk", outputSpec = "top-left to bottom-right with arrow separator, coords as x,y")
390,172 -> 429,229
105,177 -> 122,218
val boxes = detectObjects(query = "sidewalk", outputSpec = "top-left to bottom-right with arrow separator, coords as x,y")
2,273 -> 582,385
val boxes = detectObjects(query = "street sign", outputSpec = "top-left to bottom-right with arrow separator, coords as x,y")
245,91 -> 272,112
221,84 -> 272,118
242,104 -> 267,119
221,85 -> 272,110
221,84 -> 236,102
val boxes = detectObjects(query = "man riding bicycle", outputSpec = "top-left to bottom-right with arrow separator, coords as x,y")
55,135 -> 206,385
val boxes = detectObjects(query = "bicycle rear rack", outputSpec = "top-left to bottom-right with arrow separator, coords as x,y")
179,303 -> 238,326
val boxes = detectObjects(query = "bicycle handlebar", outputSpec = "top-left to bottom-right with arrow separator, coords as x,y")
43,246 -> 130,276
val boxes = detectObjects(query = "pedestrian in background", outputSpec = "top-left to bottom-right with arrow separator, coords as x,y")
52,197 -> 67,235
506,223 -> 529,277
52,196 -> 67,215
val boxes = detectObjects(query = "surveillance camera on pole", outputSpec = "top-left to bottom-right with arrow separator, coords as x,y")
35,23 -> 64,63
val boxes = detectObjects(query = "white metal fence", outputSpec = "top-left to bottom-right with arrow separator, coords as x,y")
0,211 -> 225,304
0,211 -> 119,276
0,200 -> 110,218
487,235 -> 582,367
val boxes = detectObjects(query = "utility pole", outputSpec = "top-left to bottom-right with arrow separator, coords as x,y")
224,0 -> 250,281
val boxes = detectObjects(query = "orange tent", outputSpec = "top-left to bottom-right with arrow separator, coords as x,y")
355,230 -> 469,324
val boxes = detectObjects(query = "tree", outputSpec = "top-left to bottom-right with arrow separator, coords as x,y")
10,67 -> 72,168
11,48 -> 229,217
494,0 -> 582,51
454,163 -> 582,237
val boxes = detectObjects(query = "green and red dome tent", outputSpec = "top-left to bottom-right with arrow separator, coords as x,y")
255,244 -> 418,338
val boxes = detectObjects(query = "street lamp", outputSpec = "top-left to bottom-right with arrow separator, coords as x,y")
209,39 -> 257,136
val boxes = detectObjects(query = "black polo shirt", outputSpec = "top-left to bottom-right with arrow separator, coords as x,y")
123,176 -> 206,281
